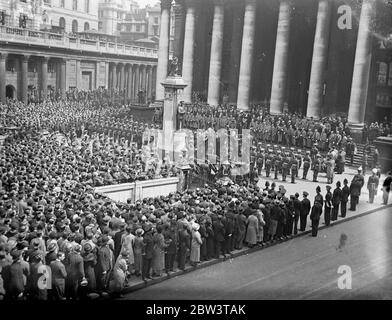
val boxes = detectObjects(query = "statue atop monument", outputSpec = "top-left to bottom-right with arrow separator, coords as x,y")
168,56 -> 180,77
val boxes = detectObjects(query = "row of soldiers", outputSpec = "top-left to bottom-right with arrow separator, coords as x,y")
248,144 -> 338,184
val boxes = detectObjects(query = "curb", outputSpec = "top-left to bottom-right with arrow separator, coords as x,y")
122,203 -> 392,294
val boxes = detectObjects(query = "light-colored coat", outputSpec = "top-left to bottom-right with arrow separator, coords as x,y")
190,231 -> 202,263
245,215 -> 259,245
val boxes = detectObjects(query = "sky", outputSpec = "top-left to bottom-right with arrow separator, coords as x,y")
134,0 -> 160,8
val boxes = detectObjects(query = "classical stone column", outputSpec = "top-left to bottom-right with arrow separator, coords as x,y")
75,59 -> 81,89
236,0 -> 256,110
60,59 -> 67,98
111,63 -> 118,89
127,65 -> 133,100
182,0 -> 197,103
155,0 -> 172,100
0,53 -> 8,103
347,0 -> 375,131
134,64 -> 140,101
21,55 -> 29,103
148,66 -> 153,100
173,0 -> 185,67
270,0 -> 291,115
41,56 -> 49,101
228,1 -> 243,104
152,66 -> 157,101
120,63 -> 125,90
207,0 -> 225,106
306,0 -> 331,119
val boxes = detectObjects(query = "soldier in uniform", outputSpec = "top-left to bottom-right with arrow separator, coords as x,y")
302,151 -> 311,180
310,200 -> 323,237
341,178 -> 350,217
312,154 -> 321,182
256,148 -> 264,176
332,181 -> 342,221
300,191 -> 311,231
274,152 -> 282,180
367,168 -> 379,204
265,150 -> 272,177
290,156 -> 298,184
281,153 -> 289,182
324,185 -> 332,226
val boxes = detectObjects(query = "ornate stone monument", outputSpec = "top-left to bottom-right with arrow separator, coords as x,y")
161,57 -> 187,161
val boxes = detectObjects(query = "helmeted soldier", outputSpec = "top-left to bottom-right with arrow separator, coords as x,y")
290,156 -> 298,184
303,151 -> 311,180
274,152 -> 282,180
265,150 -> 272,177
312,154 -> 321,182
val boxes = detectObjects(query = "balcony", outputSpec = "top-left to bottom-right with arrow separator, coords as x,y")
0,25 -> 158,59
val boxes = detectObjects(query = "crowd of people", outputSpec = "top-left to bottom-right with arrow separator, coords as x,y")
0,95 -> 391,301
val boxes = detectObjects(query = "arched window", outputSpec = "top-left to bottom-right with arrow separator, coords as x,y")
72,19 -> 78,33
377,62 -> 388,85
84,22 -> 89,31
59,17 -> 66,30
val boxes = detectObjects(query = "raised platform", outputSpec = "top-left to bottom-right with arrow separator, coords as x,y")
94,177 -> 180,203
374,136 -> 392,172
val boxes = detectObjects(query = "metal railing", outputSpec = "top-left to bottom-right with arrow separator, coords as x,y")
0,25 -> 158,59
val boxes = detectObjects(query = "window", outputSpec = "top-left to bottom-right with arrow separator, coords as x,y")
59,17 -> 65,30
48,62 -> 55,73
153,25 -> 158,36
6,59 -> 15,72
60,0 -> 65,8
73,0 -> 77,11
154,17 -> 159,24
136,24 -> 141,32
85,0 -> 90,13
98,21 -> 103,30
72,19 -> 78,33
377,62 -> 388,85
84,22 -> 89,31
28,61 -> 37,73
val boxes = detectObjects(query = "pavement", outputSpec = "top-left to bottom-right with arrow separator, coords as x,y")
120,165 -> 390,297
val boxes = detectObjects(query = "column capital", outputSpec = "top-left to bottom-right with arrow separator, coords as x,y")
41,56 -> 50,63
161,0 -> 172,10
21,54 -> 30,62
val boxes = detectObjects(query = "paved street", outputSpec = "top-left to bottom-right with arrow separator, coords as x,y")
123,206 -> 392,300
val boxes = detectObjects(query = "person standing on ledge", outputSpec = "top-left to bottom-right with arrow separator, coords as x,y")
367,168 -> 379,204
382,171 -> 392,205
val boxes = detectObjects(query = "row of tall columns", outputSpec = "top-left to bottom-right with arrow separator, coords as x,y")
156,0 -> 375,128
108,63 -> 156,101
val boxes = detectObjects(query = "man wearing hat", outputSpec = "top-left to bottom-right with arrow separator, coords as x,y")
142,224 -> 154,280
312,155 -> 321,182
349,167 -> 365,211
332,181 -> 342,221
300,191 -> 311,231
50,251 -> 67,300
177,222 -> 191,271
2,249 -> 28,300
65,244 -> 86,300
310,199 -> 323,237
96,236 -> 113,293
324,186 -> 332,226
341,178 -> 350,217
367,169 -> 379,204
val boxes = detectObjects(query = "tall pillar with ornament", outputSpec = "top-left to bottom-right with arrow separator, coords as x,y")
161,57 -> 187,161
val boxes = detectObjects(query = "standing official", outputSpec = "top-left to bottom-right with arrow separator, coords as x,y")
332,181 -> 342,221
300,191 -> 311,232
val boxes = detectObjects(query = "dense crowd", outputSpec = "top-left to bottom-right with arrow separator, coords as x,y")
1,96 -> 391,301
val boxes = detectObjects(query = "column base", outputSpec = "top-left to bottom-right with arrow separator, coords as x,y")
348,123 -> 364,143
